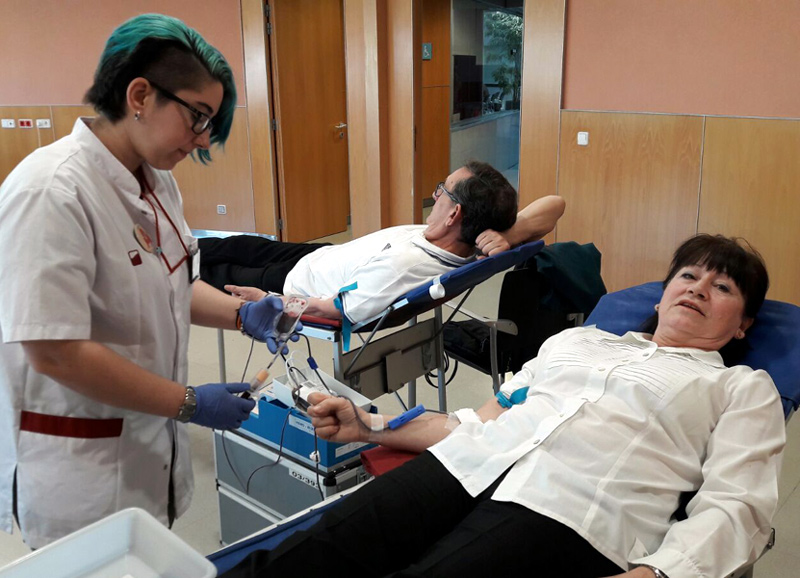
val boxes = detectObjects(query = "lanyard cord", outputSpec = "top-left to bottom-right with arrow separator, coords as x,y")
138,173 -> 190,274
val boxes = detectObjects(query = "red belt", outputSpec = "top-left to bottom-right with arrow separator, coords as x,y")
20,411 -> 123,439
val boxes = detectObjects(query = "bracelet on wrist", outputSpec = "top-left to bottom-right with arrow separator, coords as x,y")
175,386 -> 197,423
636,565 -> 669,578
235,301 -> 246,335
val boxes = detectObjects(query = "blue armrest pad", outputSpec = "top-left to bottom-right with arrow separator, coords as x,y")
586,282 -> 800,417
403,240 -> 545,305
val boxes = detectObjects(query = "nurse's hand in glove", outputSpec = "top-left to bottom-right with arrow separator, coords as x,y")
239,295 -> 302,354
190,383 -> 256,430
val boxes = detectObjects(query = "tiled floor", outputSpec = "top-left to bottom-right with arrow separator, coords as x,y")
2,231 -> 800,575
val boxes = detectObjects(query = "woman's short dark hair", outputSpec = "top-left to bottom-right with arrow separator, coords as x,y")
84,14 -> 236,163
641,234 -> 770,365
451,161 -> 518,245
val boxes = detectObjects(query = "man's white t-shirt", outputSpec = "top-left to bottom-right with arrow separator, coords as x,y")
283,225 -> 473,322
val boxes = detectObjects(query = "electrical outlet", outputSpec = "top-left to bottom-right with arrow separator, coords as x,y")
1,119 -> 15,129
36,119 -> 51,129
216,205 -> 227,215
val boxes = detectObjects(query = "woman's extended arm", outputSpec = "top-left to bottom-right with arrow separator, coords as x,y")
307,394 -> 505,453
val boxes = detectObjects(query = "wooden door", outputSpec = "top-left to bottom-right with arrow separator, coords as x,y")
268,0 -> 350,242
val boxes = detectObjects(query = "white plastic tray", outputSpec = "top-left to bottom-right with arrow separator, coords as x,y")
0,508 -> 216,578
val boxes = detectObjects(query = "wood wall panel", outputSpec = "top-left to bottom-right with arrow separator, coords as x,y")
345,0 -> 392,238
419,86 -> 450,202
51,106 -> 95,140
241,0 -> 278,236
386,0 -> 417,225
0,106 -> 54,183
416,0 -> 450,220
172,108 -> 255,232
421,0 -> 450,89
517,0 -> 565,209
557,111 -> 703,292
699,117 -> 800,305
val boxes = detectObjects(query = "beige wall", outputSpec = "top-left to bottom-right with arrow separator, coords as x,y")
563,0 -> 800,118
0,1 -> 261,234
556,0 -> 800,305
0,0 -> 245,106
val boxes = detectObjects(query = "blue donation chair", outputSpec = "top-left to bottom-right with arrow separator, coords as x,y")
210,282 -> 800,577
585,281 -> 800,578
295,240 -> 545,411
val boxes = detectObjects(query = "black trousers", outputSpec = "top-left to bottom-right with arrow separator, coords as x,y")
221,452 -> 622,578
198,236 -> 330,293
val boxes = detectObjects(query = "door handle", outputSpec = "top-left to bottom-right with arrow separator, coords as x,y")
334,123 -> 347,129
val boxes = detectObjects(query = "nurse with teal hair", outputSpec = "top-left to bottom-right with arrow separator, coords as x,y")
0,14 -> 286,548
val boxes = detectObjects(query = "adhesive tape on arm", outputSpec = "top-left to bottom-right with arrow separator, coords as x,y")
453,408 -> 481,424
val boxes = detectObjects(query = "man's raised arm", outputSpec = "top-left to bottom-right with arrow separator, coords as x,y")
476,195 -> 565,257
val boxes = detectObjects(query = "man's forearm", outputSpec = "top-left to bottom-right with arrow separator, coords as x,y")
190,279 -> 242,329
507,195 -> 566,245
303,297 -> 342,319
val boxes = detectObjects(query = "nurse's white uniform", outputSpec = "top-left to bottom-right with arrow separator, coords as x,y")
0,118 -> 197,548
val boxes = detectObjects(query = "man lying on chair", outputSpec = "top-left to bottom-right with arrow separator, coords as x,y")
200,161 -> 565,323
221,234 -> 785,578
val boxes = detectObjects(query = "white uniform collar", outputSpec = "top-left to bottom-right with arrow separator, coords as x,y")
411,229 -> 475,267
615,330 -> 726,368
72,117 -> 154,200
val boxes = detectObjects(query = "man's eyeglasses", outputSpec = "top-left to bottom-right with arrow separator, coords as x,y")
147,80 -> 214,135
433,182 -> 460,204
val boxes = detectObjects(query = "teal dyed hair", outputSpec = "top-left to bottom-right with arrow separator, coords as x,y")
85,13 -> 237,163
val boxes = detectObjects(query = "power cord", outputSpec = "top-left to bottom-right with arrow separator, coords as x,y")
219,334 -> 258,491
424,352 -> 459,388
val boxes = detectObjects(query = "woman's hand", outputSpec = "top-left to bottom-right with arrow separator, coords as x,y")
603,567 -> 657,578
225,284 -> 267,302
306,393 -> 372,444
475,229 -> 511,258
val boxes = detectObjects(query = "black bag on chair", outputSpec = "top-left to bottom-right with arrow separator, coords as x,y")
443,242 -> 607,376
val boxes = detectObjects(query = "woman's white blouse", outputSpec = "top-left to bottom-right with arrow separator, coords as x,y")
430,326 -> 785,578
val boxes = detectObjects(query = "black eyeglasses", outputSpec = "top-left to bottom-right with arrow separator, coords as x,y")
433,182 -> 460,204
147,80 -> 214,135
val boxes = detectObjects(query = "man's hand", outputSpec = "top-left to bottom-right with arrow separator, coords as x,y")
225,284 -> 268,302
475,229 -> 511,258
306,392 -> 372,444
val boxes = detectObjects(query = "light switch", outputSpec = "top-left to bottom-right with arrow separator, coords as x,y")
216,205 -> 227,215
577,131 -> 589,146
1,119 -> 15,129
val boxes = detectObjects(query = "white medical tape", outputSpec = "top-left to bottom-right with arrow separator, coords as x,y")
369,413 -> 385,432
453,408 -> 482,424
445,412 -> 461,432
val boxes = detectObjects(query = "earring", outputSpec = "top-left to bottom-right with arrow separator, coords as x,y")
134,111 -> 141,121
654,304 -> 659,312
735,329 -> 745,339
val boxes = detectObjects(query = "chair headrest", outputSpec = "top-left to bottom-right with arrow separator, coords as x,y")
585,282 -> 800,417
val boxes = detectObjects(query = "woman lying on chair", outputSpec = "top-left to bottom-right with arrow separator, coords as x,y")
222,234 -> 785,578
